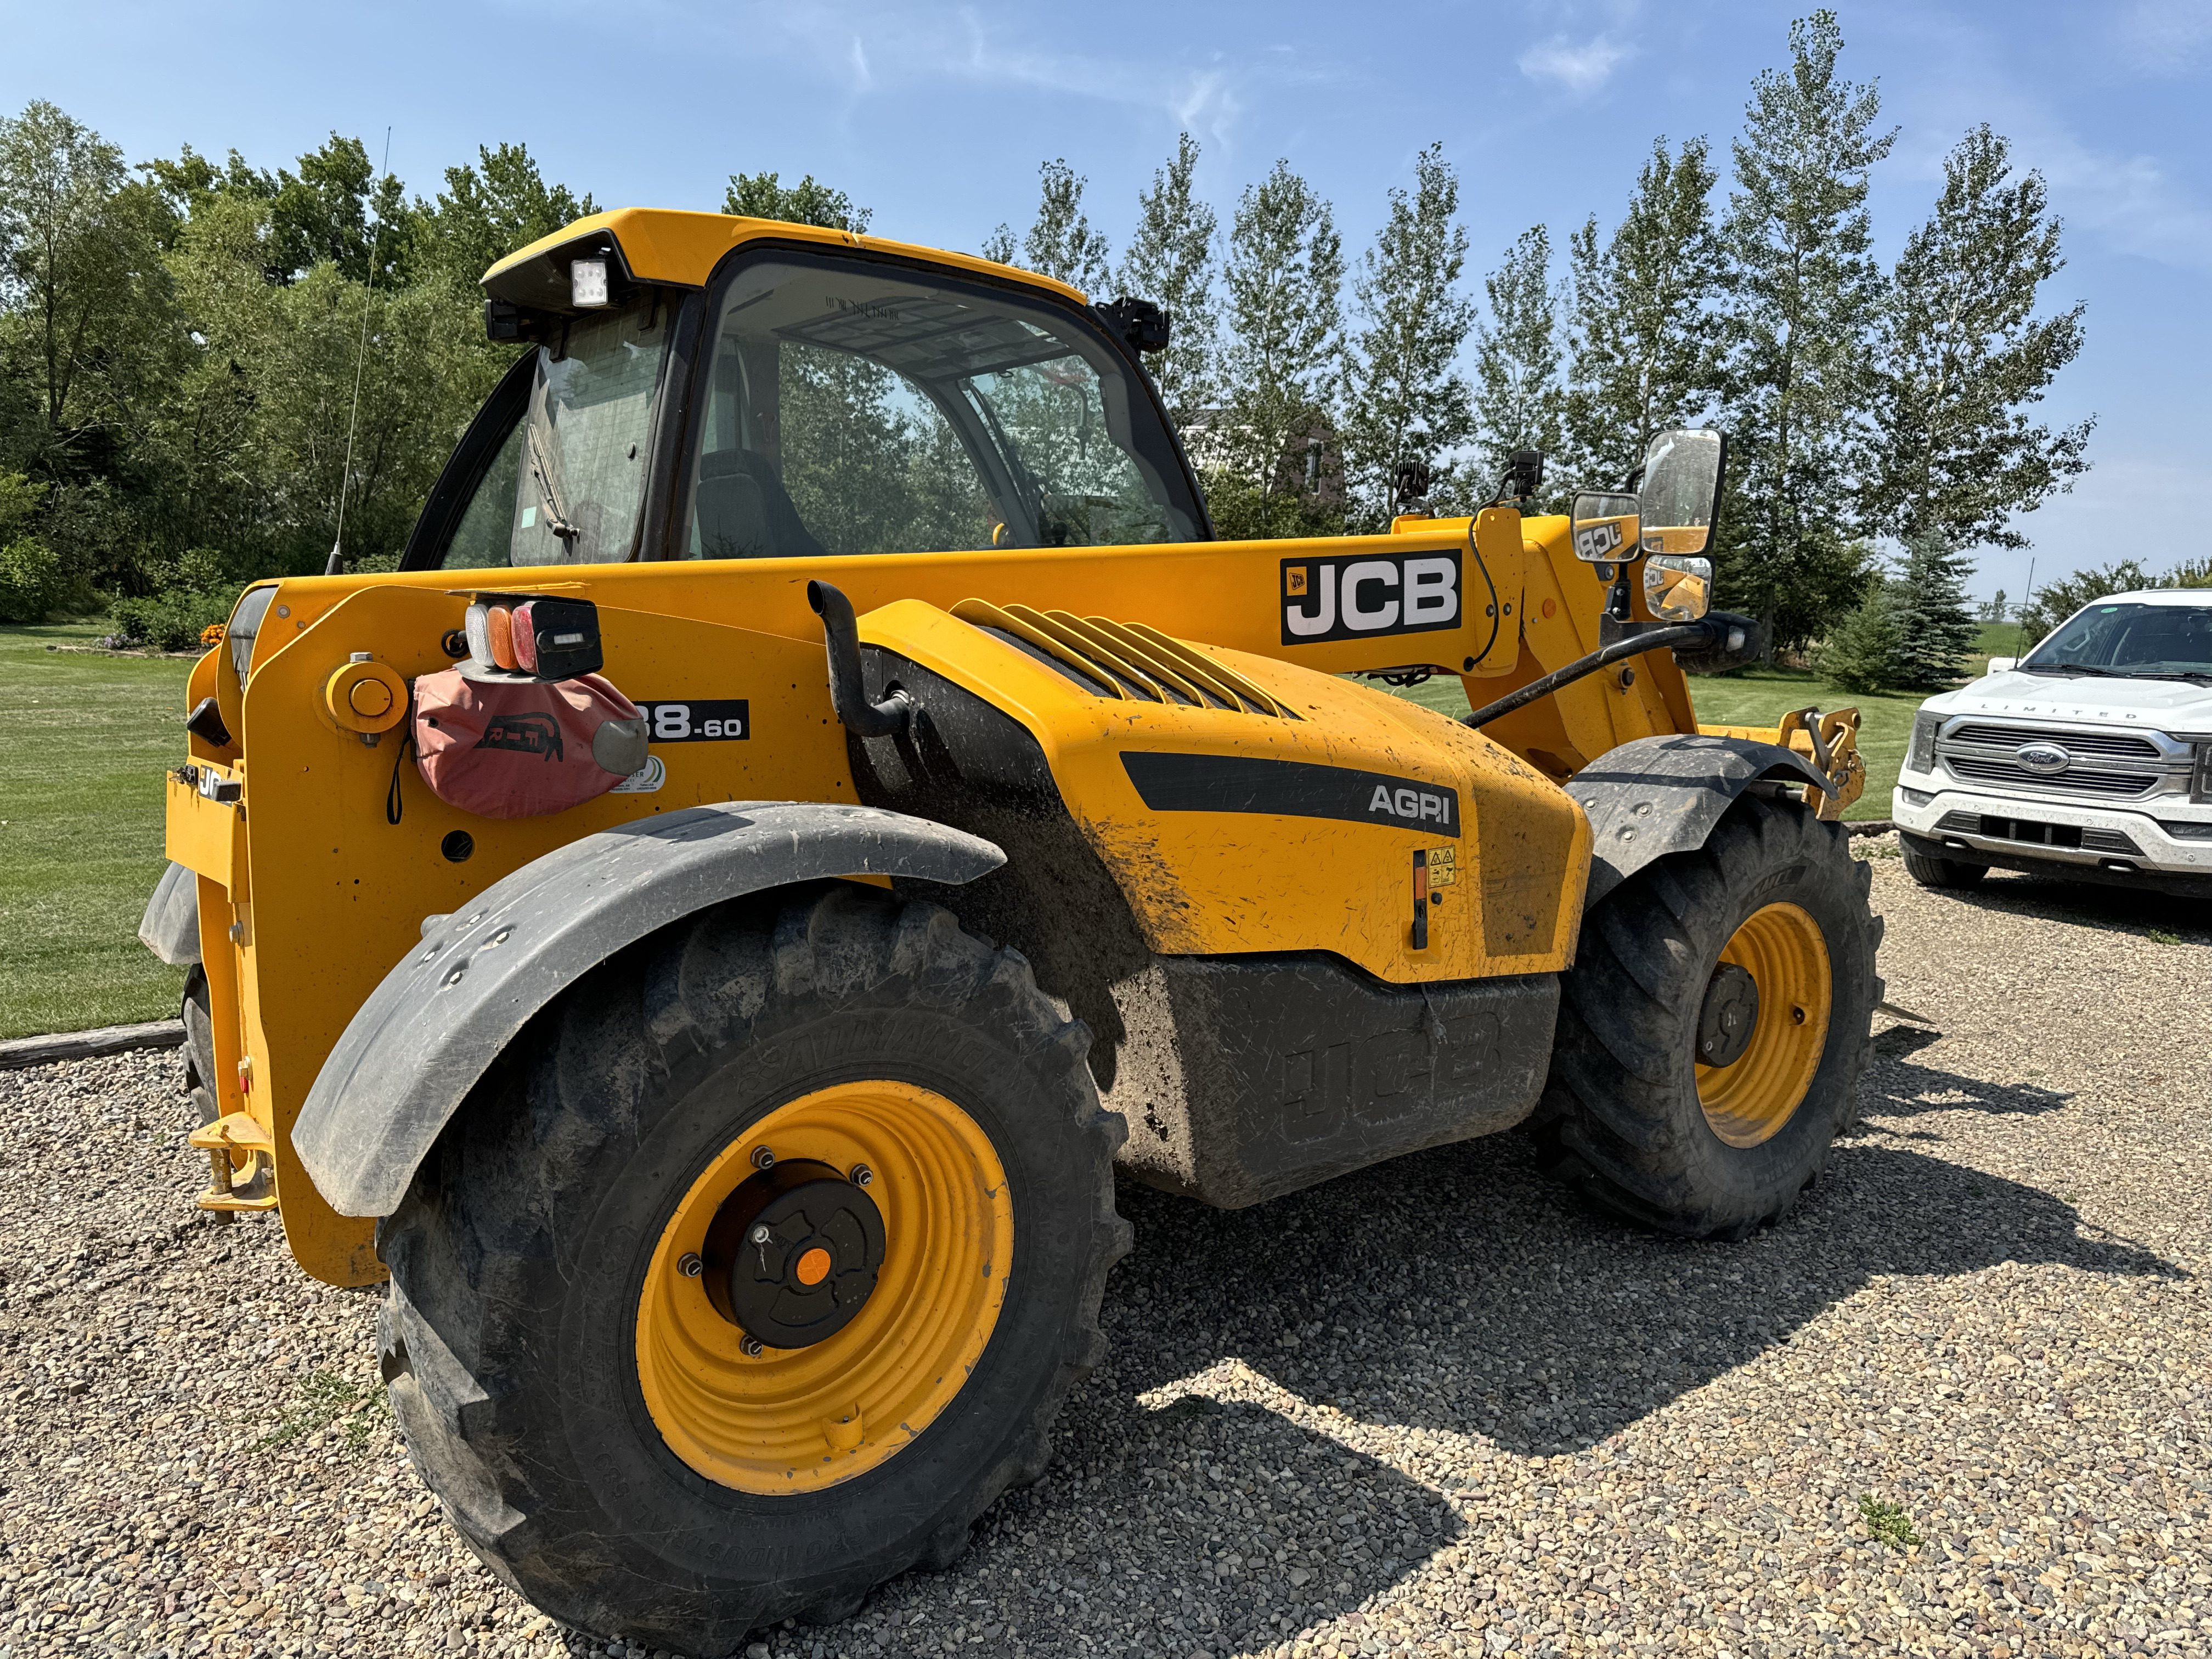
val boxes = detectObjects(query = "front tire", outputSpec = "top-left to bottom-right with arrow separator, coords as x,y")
1900,835 -> 1988,890
1534,794 -> 1881,1238
377,882 -> 1129,1655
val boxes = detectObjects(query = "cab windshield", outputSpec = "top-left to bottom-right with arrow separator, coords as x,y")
2024,601 -> 2212,679
683,252 -> 1200,560
442,304 -> 669,568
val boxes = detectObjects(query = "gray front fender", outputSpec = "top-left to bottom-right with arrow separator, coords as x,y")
294,802 -> 1005,1217
1567,734 -> 1833,908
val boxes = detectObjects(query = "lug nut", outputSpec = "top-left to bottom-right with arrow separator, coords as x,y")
751,1146 -> 776,1170
678,1252 -> 703,1278
740,1335 -> 765,1358
849,1164 -> 873,1187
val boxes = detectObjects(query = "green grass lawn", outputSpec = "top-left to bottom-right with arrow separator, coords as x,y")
0,622 -> 195,1039
0,614 -> 1966,1039
1388,664 -> 1928,822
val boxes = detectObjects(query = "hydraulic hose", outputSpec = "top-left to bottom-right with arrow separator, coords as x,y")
807,580 -> 912,738
1463,620 -> 1719,729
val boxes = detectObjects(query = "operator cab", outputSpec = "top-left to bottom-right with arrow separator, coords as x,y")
403,229 -> 1205,572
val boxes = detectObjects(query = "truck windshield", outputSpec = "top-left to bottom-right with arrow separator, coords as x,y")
682,251 -> 1200,560
441,303 -> 669,568
2024,601 -> 2212,678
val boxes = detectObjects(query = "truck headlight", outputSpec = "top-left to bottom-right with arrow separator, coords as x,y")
2194,743 -> 2211,804
1908,712 -> 1941,775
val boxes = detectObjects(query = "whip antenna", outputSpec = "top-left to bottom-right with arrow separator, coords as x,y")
326,125 -> 392,577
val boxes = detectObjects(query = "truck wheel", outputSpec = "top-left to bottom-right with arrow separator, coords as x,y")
180,964 -> 217,1127
376,882 -> 1128,1656
1534,794 -> 1879,1239
1900,835 -> 1987,890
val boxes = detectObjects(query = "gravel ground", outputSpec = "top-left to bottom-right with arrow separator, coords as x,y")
2,843 -> 2207,1659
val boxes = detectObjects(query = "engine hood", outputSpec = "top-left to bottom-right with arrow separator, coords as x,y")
1927,668 -> 2212,737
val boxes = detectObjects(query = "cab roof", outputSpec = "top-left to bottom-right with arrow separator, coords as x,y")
482,207 -> 1090,312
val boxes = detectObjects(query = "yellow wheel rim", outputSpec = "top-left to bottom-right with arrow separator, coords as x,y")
636,1081 -> 1012,1494
1695,901 -> 1832,1148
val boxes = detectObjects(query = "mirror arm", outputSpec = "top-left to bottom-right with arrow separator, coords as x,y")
1464,620 -> 1718,729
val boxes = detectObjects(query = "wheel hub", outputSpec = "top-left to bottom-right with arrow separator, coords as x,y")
1696,962 -> 1760,1068
701,1160 -> 886,1350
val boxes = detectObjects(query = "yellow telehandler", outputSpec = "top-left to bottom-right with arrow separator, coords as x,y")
139,208 -> 1871,1654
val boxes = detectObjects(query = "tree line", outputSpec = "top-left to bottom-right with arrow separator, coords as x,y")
0,10 -> 2137,676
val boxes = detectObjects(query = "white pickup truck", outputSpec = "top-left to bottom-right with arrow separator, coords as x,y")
1892,588 -> 2212,898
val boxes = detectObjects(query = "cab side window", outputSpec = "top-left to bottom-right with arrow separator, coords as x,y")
684,252 -> 1199,560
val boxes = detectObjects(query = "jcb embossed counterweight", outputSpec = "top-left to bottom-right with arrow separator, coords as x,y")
141,208 -> 1875,1655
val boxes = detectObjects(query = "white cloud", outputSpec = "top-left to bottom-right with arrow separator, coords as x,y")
1516,32 -> 1633,95
737,3 -> 1321,151
2116,0 -> 2212,76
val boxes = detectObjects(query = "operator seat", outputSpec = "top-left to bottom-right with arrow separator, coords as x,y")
692,448 -> 826,561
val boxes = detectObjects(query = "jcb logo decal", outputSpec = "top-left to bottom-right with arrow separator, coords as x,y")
1280,551 -> 1460,645
1573,520 -> 1626,561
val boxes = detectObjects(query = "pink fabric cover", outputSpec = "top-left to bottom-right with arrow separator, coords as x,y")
411,669 -> 642,820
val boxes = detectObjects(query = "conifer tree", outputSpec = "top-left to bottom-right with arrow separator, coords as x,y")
1889,532 -> 1979,686
1338,143 -> 1475,530
1469,225 -> 1562,495
1864,125 -> 2092,550
1561,136 -> 1724,490
1816,575 -> 1903,692
1717,9 -> 1894,652
1112,133 -> 1218,426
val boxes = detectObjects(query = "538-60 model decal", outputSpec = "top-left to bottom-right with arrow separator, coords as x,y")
636,699 -> 749,742
1122,751 -> 1460,835
1280,550 -> 1460,646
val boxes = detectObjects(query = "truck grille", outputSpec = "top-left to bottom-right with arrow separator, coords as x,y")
1934,811 -> 2143,855
1936,721 -> 2187,800
955,599 -> 1294,718
1948,723 -> 2160,759
1942,755 -> 2159,797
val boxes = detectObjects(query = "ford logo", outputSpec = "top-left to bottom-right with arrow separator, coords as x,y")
2015,742 -> 2072,775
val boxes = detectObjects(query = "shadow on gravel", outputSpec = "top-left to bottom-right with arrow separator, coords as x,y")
1070,1099 -> 2180,1497
1860,1023 -> 2073,1119
1921,869 -> 2212,938
972,1392 -> 1465,1656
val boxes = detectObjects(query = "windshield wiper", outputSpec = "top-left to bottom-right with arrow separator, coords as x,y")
2126,669 -> 2212,684
524,422 -> 581,543
2021,662 -> 2123,678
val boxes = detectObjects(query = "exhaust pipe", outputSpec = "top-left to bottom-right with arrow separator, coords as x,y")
806,581 -> 912,739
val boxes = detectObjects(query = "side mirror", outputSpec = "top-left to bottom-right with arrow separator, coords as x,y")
1984,656 -> 2018,674
1637,429 -> 1727,555
1571,492 -> 1640,562
1643,555 -> 1713,622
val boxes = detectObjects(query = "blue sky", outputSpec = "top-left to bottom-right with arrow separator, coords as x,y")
13,0 -> 2208,606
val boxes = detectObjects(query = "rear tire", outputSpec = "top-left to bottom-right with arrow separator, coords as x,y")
1534,794 -> 1880,1238
376,882 -> 1129,1655
1900,836 -> 1988,890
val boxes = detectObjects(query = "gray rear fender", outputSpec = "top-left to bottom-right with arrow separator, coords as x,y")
293,802 -> 1006,1218
1567,734 -> 1835,908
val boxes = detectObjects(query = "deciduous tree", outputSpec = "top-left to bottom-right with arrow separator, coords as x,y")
1113,133 -> 1218,426
1469,225 -> 1562,496
1717,9 -> 1894,652
1561,136 -> 1724,491
1864,125 -> 2091,551
1339,143 -> 1475,531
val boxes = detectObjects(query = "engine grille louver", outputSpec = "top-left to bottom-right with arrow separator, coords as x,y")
952,599 -> 1295,719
